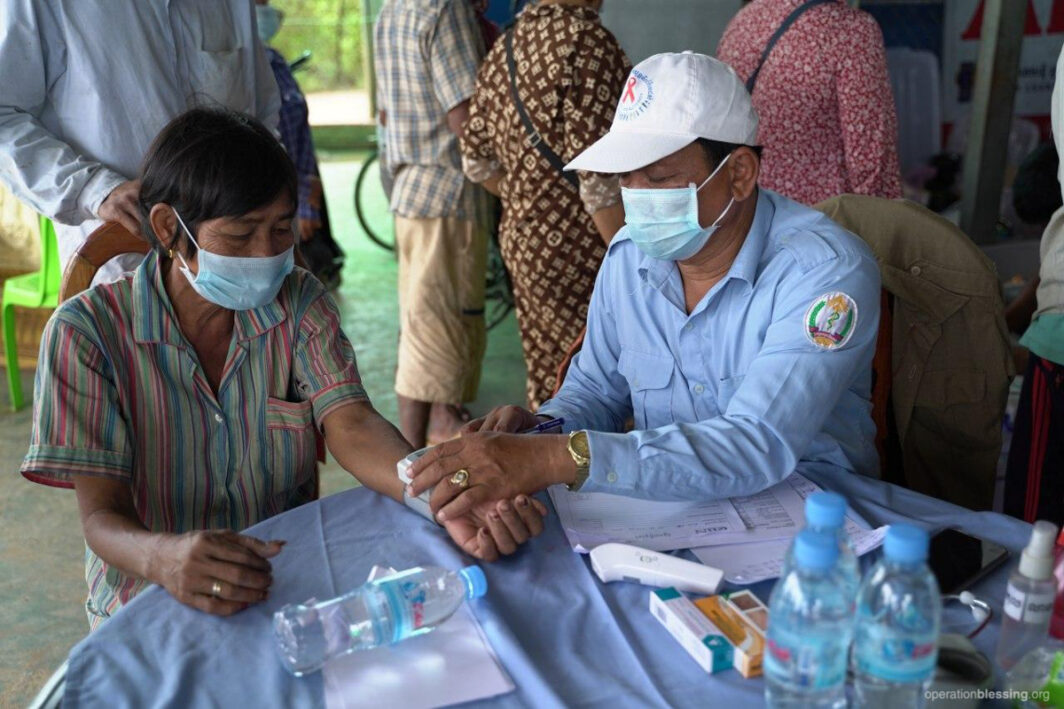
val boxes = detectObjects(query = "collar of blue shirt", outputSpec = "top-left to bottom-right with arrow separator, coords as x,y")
626,188 -> 776,316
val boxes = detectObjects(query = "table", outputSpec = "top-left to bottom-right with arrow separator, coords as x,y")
61,469 -> 1034,708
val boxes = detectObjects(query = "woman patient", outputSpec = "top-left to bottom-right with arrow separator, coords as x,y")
21,108 -> 545,629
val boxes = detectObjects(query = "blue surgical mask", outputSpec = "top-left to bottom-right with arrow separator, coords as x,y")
172,209 -> 294,311
621,153 -> 735,261
256,5 -> 284,44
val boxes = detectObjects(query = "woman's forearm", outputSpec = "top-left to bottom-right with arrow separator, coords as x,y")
323,401 -> 415,501
73,477 -> 169,584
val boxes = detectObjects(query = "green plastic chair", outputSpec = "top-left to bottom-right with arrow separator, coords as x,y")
3,216 -> 60,411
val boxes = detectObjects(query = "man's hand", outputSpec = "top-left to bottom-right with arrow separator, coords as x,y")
461,405 -> 545,435
97,180 -> 143,237
150,530 -> 285,616
407,432 -> 575,522
442,495 -> 548,561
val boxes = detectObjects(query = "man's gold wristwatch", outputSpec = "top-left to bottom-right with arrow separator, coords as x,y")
566,430 -> 591,491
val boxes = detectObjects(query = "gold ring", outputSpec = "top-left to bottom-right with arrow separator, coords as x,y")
449,469 -> 470,489
211,580 -> 223,597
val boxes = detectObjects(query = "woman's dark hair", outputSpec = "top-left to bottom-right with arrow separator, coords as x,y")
137,107 -> 297,256
696,137 -> 763,170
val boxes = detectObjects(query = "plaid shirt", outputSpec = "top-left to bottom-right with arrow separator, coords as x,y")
267,48 -> 320,226
22,254 -> 368,628
374,0 -> 484,219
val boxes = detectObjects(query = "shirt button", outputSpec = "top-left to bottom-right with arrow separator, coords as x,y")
910,265 -> 922,276
683,323 -> 693,332
214,413 -> 224,423
606,471 -> 618,483
694,384 -> 705,394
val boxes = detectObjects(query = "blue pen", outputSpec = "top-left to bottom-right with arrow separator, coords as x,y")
521,417 -> 565,434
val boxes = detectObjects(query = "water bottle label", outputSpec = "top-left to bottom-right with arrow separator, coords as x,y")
764,627 -> 848,690
378,577 -> 429,642
854,625 -> 937,683
1003,584 -> 1055,624
397,580 -> 428,630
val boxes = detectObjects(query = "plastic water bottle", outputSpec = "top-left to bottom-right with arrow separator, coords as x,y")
853,524 -> 941,709
781,491 -> 859,596
997,520 -> 1059,670
764,529 -> 855,709
1006,641 -> 1064,707
273,565 -> 487,675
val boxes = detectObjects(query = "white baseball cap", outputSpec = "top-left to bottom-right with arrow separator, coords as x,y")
565,52 -> 759,174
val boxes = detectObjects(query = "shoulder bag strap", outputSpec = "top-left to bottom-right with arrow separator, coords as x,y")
505,28 -> 580,190
746,0 -> 836,94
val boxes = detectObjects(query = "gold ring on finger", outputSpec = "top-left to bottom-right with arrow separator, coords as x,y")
449,469 -> 470,489
211,580 -> 223,597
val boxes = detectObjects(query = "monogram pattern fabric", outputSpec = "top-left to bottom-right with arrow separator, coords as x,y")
461,3 -> 629,407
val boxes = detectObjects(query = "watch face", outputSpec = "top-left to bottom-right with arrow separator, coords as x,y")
571,431 -> 590,459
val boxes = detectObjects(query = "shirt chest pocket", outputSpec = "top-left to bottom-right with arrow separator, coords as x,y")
192,48 -> 254,114
618,349 -> 675,430
717,374 -> 746,416
265,398 -> 317,497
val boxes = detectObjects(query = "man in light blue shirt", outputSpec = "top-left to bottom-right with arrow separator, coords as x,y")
407,52 -> 880,522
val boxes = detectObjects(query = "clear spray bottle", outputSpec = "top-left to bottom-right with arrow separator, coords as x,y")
996,520 -> 1060,671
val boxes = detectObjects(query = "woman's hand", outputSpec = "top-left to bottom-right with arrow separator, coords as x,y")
442,495 -> 549,561
150,530 -> 285,616
460,405 -> 546,435
407,432 -> 575,522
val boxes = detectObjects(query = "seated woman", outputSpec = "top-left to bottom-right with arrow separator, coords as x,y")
21,108 -> 545,629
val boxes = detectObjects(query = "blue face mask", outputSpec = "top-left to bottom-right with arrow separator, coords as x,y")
620,152 -> 735,261
173,209 -> 294,311
256,5 -> 284,44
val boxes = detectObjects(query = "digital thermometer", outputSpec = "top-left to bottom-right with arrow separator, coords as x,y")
590,543 -> 724,595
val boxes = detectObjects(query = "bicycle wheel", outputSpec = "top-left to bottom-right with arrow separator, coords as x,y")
354,151 -> 396,251
484,233 -> 514,331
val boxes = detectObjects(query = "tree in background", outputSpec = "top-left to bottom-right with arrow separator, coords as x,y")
271,0 -> 367,93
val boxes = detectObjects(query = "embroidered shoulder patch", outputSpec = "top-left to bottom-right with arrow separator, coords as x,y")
805,292 -> 858,350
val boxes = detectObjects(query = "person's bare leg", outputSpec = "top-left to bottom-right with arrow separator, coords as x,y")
397,394 -> 432,449
427,403 -> 472,444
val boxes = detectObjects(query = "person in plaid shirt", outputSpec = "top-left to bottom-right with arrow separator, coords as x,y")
374,0 -> 492,448
257,0 -> 345,288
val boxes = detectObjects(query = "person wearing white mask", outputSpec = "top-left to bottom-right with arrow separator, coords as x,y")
20,109 -> 547,629
406,53 -> 882,520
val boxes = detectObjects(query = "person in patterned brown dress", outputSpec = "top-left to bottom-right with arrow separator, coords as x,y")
460,0 -> 629,409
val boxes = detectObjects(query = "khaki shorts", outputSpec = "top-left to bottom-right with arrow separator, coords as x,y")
395,215 -> 487,404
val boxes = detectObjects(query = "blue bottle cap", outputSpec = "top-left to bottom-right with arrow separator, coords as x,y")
793,529 -> 839,571
884,523 -> 929,564
805,491 -> 847,529
459,565 -> 488,599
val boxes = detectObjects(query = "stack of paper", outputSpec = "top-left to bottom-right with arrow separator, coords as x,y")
548,473 -> 887,585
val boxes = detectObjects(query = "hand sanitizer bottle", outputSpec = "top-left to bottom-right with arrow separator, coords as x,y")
996,521 -> 1060,671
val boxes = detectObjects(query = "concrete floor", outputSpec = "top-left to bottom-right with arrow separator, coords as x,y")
0,153 -> 527,706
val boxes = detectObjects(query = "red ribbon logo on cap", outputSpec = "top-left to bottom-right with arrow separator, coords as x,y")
616,69 -> 654,121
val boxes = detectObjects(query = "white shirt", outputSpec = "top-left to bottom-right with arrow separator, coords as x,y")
0,0 -> 280,274
1036,44 -> 1064,317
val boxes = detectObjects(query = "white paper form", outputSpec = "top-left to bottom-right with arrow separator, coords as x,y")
691,525 -> 888,585
548,485 -> 747,552
549,473 -> 881,557
323,604 -> 514,709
